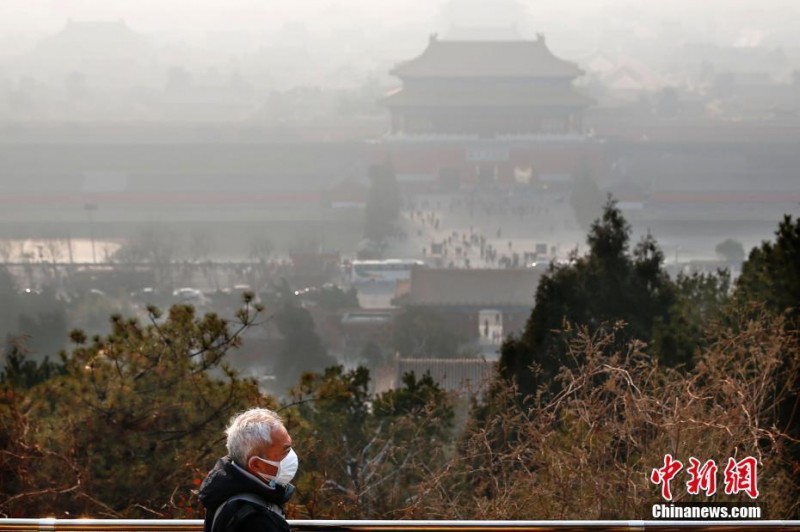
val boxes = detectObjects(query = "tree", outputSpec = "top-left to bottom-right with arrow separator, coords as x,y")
17,303 -> 68,360
373,371 -> 454,438
245,234 -> 274,290
407,311 -> 800,519
736,215 -> 800,317
392,307 -> 464,359
0,338 -> 64,389
0,240 -> 11,263
285,365 -> 455,518
272,302 -> 336,392
301,284 -> 359,311
569,161 -> 605,231
64,290 -> 128,339
651,270 -> 731,368
363,162 -> 401,243
0,266 -> 20,344
112,224 -> 177,289
0,301 -> 265,518
715,238 -> 745,263
359,341 -> 386,370
734,214 -> 800,501
0,267 -> 69,364
188,229 -> 213,263
284,365 -> 372,517
499,197 -> 676,398
247,235 -> 273,263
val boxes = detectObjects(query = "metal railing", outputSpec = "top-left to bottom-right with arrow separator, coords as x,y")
1,520 -> 800,532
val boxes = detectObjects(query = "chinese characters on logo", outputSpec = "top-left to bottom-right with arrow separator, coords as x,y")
723,456 -> 759,499
650,454 -> 683,500
650,455 -> 759,500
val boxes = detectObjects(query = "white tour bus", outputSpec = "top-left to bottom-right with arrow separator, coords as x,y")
350,259 -> 425,284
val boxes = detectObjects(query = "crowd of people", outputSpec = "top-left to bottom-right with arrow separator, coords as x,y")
395,188 -> 581,269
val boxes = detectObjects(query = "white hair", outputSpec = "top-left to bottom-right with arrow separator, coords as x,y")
225,408 -> 284,466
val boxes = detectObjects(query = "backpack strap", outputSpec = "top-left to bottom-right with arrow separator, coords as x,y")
211,493 -> 283,532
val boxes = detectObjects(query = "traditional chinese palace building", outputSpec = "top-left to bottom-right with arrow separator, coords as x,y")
386,34 -> 590,136
381,34 -> 603,186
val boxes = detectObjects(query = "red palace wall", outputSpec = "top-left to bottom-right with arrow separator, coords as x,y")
374,140 -> 608,186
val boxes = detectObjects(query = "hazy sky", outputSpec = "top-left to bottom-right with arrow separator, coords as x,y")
1,0 -> 798,65
0,0 -> 439,33
2,0 -> 798,37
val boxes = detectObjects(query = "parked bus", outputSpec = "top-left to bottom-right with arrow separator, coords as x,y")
350,259 -> 424,284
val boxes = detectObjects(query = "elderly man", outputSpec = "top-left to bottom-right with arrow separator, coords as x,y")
199,408 -> 298,532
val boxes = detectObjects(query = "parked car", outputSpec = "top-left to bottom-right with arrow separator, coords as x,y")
172,287 -> 210,307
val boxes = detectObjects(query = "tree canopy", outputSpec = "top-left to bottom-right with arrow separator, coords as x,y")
363,162 -> 401,243
736,214 -> 800,318
499,197 -> 676,397
272,301 -> 336,392
734,214 -> 800,494
3,208 -> 800,519
1,302 -> 265,517
392,306 -> 465,359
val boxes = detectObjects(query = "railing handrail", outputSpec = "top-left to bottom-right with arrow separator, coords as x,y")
1,519 -> 800,531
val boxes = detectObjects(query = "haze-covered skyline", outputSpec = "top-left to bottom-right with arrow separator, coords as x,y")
1,0 -> 800,417
1,0 -> 798,103
2,0 -> 800,53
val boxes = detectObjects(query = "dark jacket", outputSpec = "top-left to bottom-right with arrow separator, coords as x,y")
198,456 -> 293,532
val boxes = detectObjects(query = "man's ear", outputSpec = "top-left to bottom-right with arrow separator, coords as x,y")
246,455 -> 261,474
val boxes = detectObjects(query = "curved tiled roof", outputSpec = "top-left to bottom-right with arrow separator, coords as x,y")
391,37 -> 583,79
407,267 -> 541,307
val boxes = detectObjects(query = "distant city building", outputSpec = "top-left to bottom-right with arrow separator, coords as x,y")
379,34 -> 603,187
400,267 -> 543,357
374,356 -> 497,397
385,34 -> 591,136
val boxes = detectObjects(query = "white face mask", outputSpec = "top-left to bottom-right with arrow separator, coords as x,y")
254,448 -> 299,486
